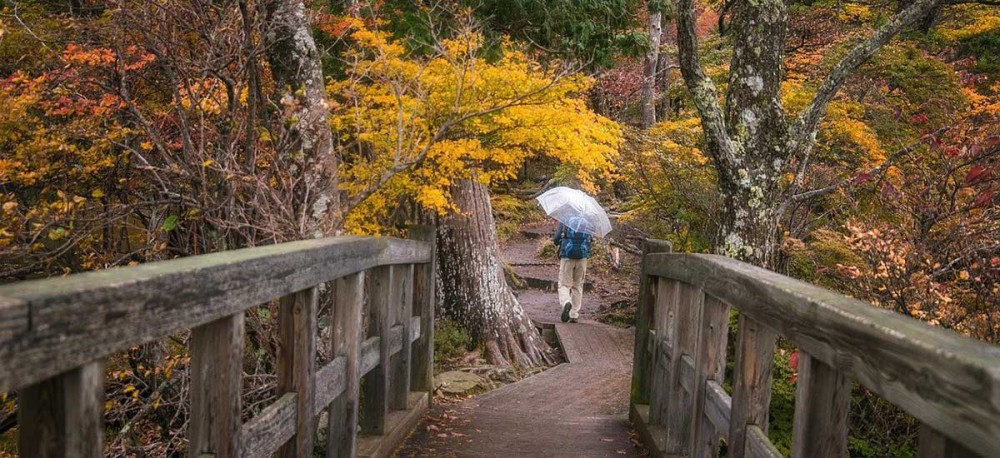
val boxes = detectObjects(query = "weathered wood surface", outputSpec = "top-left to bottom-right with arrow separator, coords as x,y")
690,294 -> 730,458
0,237 -> 431,392
408,226 -> 436,400
744,425 -> 782,458
631,239 -> 672,406
728,315 -> 777,458
664,283 -> 701,454
241,393 -> 297,458
277,287 -> 318,457
189,313 -> 244,457
648,278 -> 677,425
645,253 -> 1000,455
704,380 -> 731,435
791,352 -> 849,458
918,425 -> 978,458
361,266 -> 392,436
390,264 -> 413,411
328,272 -> 364,458
18,361 -> 104,458
399,321 -> 642,457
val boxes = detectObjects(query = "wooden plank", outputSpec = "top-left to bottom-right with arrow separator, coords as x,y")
361,266 -> 391,435
664,283 -> 703,454
360,337 -> 380,375
648,278 -> 678,426
408,225 -> 436,401
411,316 -> 421,342
645,253 -> 1000,455
792,352 -> 849,458
241,393 -> 296,458
0,296 -> 28,342
918,425 -> 979,457
0,237 -> 431,392
728,315 -> 777,458
744,425 -> 782,458
704,380 -> 731,436
630,239 -> 673,406
678,354 -> 695,394
18,361 -> 104,458
314,356 -> 347,416
328,272 -> 364,458
390,264 -> 413,411
691,294 -> 731,458
356,392 -> 430,458
277,287 -> 318,457
189,313 -> 244,457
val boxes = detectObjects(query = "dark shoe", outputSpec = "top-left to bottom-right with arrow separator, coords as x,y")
561,303 -> 572,323
569,318 -> 578,323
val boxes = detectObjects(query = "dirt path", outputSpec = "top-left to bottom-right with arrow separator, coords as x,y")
394,221 -> 646,457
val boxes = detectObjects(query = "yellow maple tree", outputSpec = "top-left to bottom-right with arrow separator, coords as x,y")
328,20 -> 622,233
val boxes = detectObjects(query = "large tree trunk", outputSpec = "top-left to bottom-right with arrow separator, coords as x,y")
264,0 -> 342,236
641,8 -> 663,128
437,179 -> 554,367
673,0 -> 948,268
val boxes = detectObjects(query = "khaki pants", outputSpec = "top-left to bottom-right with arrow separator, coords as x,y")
558,258 -> 587,319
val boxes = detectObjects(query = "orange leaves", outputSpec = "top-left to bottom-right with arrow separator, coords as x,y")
63,43 -> 115,67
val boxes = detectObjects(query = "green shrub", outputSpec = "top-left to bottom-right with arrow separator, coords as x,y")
434,318 -> 474,365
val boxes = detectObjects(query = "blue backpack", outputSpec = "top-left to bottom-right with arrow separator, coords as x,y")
554,219 -> 593,260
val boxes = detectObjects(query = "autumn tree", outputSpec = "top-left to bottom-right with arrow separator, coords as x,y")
329,19 -> 621,365
672,0 -> 995,267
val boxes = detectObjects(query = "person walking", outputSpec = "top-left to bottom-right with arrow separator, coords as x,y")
553,215 -> 593,323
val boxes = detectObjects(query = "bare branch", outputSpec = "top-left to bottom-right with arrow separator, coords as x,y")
674,0 -> 738,167
790,126 -> 951,202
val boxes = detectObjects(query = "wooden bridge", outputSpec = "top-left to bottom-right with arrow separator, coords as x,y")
1,233 -> 999,457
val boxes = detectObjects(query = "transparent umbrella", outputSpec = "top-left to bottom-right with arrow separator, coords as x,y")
535,187 -> 612,238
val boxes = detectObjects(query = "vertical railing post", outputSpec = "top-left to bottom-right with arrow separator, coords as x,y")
18,361 -> 105,458
648,278 -> 678,425
408,226 -> 436,403
664,282 -> 703,454
631,239 -> 672,406
728,315 -> 777,458
690,294 -> 730,457
918,424 -> 978,457
361,266 -> 392,435
791,353 -> 849,458
277,287 -> 318,457
327,272 -> 365,458
190,313 -> 244,457
390,264 -> 414,411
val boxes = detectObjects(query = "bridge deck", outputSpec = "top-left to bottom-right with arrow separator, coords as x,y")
398,320 -> 640,457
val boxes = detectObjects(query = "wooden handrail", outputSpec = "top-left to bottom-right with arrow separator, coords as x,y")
0,233 -> 436,458
631,249 -> 1000,457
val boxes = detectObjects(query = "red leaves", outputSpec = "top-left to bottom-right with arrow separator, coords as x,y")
966,166 -> 990,185
909,113 -> 930,125
788,350 -> 799,369
972,191 -> 994,209
852,172 -> 870,184
943,146 -> 960,157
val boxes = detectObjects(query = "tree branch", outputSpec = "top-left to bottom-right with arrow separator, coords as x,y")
790,0 -> 946,159
790,126 -> 950,202
674,0 -> 738,167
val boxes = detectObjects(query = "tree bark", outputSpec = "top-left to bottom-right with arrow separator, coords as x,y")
264,0 -> 342,237
641,9 -> 663,128
437,179 -> 554,367
672,0 -> 949,268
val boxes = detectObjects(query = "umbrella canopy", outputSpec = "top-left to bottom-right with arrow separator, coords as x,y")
535,187 -> 612,237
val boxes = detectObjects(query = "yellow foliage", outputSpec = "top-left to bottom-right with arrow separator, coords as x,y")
331,22 -> 622,233
936,5 -> 1000,41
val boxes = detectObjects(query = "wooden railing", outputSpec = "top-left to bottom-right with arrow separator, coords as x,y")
630,242 -> 1000,457
0,228 -> 437,458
